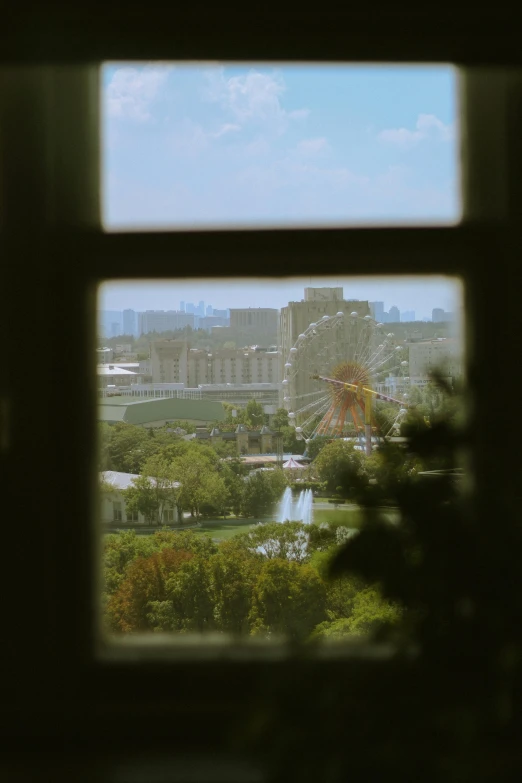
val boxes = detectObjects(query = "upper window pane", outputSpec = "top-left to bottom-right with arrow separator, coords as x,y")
102,63 -> 460,229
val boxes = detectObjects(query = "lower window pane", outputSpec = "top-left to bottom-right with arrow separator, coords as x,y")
98,275 -> 464,646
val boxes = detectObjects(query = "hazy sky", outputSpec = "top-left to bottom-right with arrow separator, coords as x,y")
101,63 -> 460,318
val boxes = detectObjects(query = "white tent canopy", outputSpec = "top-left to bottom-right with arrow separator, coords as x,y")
282,458 -> 305,469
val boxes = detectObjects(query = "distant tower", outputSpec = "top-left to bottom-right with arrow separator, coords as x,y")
388,305 -> 400,322
180,301 -> 185,312
369,301 -> 385,322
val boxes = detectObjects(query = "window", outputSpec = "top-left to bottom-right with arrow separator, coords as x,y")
113,502 -> 122,522
4,19 -> 522,781
126,509 -> 139,523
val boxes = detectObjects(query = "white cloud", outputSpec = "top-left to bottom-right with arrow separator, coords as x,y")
106,66 -> 172,122
378,113 -> 454,148
211,123 -> 242,139
296,137 -> 329,156
204,68 -> 309,134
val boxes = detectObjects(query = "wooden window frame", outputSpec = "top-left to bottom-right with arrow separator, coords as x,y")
2,13 -> 522,772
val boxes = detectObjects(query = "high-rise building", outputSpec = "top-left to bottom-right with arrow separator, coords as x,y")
122,309 -> 137,336
150,339 -> 189,384
228,308 -> 279,345
97,310 -> 123,338
138,310 -> 195,335
179,301 -> 185,312
212,308 -> 229,320
279,289 -> 370,402
401,310 -> 416,322
206,304 -> 213,316
149,341 -> 281,386
185,303 -> 196,314
388,305 -> 400,322
197,301 -> 205,316
408,338 -> 461,384
432,308 -> 445,322
304,287 -> 343,302
197,316 -> 229,333
369,301 -> 385,322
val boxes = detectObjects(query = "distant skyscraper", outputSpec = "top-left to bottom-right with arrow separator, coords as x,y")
98,310 -> 123,338
401,310 -> 416,322
369,301 -> 385,322
123,309 -> 137,336
206,304 -> 213,316
432,308 -> 445,322
388,305 -> 400,322
197,300 -> 205,316
180,301 -> 185,312
186,303 -> 196,314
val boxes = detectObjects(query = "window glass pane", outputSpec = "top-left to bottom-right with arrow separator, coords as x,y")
102,63 -> 460,229
98,275 -> 465,646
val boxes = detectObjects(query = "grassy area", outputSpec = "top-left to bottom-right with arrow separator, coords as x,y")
312,508 -> 365,528
191,518 -> 262,541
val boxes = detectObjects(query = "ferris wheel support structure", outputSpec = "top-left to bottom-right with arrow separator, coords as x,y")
311,374 -> 410,456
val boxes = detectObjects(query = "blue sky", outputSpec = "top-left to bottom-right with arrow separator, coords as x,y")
101,63 -> 460,317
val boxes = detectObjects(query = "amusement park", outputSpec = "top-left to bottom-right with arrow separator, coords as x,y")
281,311 -> 410,458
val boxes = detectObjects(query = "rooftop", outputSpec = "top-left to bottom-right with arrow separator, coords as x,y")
101,470 -> 180,491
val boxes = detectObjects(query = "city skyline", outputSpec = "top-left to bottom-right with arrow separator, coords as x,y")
99,277 -> 461,323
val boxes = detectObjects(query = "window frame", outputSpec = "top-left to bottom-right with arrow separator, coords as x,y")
2,44 -> 522,760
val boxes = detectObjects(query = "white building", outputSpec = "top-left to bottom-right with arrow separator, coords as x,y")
97,364 -> 142,389
101,471 -> 181,526
408,338 -> 461,384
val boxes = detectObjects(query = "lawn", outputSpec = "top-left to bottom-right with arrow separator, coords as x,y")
191,518 -> 263,541
312,508 -> 365,528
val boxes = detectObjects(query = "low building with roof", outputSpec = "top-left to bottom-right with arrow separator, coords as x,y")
98,396 -> 225,428
97,364 -> 143,389
100,470 -> 182,527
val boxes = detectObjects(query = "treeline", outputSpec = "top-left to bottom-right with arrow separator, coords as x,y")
103,523 -> 401,641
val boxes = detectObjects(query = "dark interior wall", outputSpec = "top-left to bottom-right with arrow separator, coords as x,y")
2,6 -> 522,782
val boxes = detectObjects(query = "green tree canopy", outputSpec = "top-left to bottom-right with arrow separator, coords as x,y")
240,470 -> 287,518
313,440 -> 368,497
249,558 -> 327,641
245,398 -> 267,428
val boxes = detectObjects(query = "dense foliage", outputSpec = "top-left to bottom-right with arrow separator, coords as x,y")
102,523 -> 400,642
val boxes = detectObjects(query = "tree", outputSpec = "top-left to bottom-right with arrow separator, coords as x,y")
239,521 -> 310,564
171,446 -> 227,518
305,436 -> 331,462
99,421 -> 188,474
271,407 -> 289,432
209,539 -> 263,634
123,455 -> 181,525
105,548 -> 194,632
245,399 -> 267,428
249,559 -> 327,640
164,556 -> 216,632
313,440 -> 368,497
280,425 -> 306,455
240,470 -> 287,518
103,529 -> 159,596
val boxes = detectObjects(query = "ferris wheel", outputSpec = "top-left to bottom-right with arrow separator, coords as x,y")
281,311 -> 409,443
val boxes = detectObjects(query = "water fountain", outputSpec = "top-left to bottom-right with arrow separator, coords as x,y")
276,487 -> 313,524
